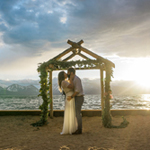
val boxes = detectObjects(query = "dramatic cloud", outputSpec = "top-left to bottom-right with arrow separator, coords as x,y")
0,0 -> 150,56
0,0 -> 150,80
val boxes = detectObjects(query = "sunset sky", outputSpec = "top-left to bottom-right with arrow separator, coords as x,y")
0,0 -> 150,86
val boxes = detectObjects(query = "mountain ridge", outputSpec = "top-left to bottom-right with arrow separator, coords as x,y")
0,78 -> 150,96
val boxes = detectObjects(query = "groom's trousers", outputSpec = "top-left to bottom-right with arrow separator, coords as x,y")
75,96 -> 84,131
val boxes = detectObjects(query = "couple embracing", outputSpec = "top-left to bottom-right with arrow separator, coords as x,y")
58,68 -> 84,135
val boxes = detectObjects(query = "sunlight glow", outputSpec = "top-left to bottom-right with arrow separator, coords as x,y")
132,58 -> 150,88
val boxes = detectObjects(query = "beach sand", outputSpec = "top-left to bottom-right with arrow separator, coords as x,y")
0,115 -> 150,150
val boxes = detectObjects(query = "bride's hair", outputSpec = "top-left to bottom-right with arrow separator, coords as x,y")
58,71 -> 65,92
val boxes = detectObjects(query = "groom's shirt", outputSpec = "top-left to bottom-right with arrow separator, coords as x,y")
73,75 -> 84,96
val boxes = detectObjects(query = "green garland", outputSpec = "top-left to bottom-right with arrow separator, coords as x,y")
31,64 -> 51,127
38,59 -> 103,71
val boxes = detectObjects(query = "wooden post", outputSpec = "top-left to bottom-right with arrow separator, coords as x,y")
100,68 -> 104,112
102,65 -> 112,127
49,71 -> 53,118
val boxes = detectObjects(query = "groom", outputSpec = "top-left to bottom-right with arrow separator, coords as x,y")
67,68 -> 84,134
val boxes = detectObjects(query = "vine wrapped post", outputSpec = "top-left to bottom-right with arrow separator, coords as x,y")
31,67 -> 50,126
49,70 -> 53,118
100,68 -> 104,113
102,64 -> 112,128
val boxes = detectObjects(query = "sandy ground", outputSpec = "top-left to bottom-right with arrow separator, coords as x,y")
0,115 -> 150,150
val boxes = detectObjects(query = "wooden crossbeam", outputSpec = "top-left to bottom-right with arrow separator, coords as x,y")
62,53 -> 75,62
52,47 -> 73,60
80,46 -> 100,59
75,66 -> 104,70
77,53 -> 91,60
52,66 -> 105,71
67,40 -> 84,48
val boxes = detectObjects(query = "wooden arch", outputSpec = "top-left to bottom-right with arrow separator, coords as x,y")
35,39 -> 116,127
47,40 -> 115,118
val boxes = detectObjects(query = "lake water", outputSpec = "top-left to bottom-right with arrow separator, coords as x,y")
0,94 -> 150,110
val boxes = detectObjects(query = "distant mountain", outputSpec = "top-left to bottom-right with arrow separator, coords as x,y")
6,84 -> 25,92
0,84 -> 39,96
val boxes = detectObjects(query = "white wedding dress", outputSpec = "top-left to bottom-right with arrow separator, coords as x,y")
60,80 -> 77,135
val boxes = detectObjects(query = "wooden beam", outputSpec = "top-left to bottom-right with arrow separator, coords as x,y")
80,46 -> 115,68
62,53 -> 75,62
75,67 -> 101,70
100,68 -> 104,113
49,71 -> 53,118
77,53 -> 91,60
52,47 -> 73,60
80,46 -> 102,59
67,40 -> 84,48
78,40 -> 84,45
52,66 -> 105,71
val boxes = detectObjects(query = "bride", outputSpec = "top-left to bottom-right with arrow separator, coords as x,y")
58,71 -> 77,135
